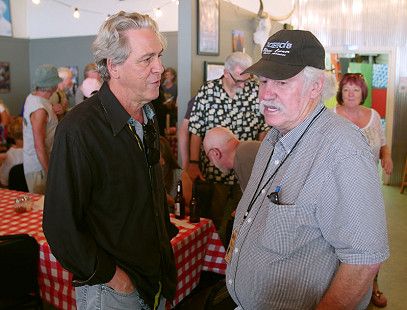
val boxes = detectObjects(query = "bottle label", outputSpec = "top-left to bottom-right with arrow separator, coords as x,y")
174,203 -> 180,216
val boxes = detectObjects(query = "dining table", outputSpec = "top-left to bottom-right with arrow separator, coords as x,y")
0,188 -> 227,309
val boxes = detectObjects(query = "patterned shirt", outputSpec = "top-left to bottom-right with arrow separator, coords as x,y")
188,77 -> 268,185
226,102 -> 389,310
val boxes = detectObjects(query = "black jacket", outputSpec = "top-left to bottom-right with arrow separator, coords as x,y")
43,82 -> 178,308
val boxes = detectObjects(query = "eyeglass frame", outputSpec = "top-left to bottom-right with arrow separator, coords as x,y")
228,70 -> 252,85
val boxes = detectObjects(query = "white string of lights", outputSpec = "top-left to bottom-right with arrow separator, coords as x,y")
31,0 -> 179,19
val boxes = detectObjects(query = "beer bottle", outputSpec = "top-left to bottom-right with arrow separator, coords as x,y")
174,179 -> 185,219
189,182 -> 200,223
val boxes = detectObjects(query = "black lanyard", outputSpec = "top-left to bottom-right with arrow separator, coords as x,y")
242,106 -> 326,221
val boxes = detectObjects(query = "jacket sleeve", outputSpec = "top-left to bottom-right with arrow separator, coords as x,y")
43,130 -> 116,285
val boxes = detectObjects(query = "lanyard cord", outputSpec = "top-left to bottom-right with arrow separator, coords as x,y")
242,106 -> 326,221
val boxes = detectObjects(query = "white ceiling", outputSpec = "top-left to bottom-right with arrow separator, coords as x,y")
10,0 -> 293,39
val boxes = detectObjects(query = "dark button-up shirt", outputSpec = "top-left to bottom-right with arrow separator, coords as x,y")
43,82 -> 178,308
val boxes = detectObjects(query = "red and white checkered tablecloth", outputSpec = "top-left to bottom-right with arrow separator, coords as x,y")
165,135 -> 178,161
0,188 -> 226,309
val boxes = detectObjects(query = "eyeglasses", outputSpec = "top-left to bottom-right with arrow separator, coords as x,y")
143,120 -> 160,167
228,71 -> 251,85
343,73 -> 364,78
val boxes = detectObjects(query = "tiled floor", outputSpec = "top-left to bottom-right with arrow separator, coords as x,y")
44,185 -> 407,310
366,185 -> 407,309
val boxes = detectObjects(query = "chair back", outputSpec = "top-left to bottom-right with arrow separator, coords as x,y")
8,164 -> 28,192
0,234 -> 40,298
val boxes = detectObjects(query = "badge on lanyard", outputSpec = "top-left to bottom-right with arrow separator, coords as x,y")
225,229 -> 238,264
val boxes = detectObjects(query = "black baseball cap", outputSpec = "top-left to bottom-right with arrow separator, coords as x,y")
242,30 -> 325,80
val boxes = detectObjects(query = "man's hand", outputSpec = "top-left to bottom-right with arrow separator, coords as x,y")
52,103 -> 64,115
187,163 -> 205,182
106,265 -> 135,294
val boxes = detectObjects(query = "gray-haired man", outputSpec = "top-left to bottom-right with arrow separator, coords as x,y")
226,30 -> 389,310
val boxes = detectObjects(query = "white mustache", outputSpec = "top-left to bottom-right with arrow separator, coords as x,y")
259,100 -> 285,114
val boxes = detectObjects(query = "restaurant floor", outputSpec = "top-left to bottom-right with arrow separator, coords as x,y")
42,185 -> 406,310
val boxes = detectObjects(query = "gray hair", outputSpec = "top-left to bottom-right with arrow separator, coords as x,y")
301,66 -> 337,101
224,52 -> 253,72
93,11 -> 167,81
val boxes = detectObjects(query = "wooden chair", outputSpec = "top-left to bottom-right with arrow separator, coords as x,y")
401,155 -> 407,194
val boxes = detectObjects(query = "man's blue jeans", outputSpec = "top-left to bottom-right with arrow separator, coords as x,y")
75,284 -> 166,310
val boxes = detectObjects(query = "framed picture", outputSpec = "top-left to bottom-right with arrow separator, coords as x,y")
197,0 -> 220,55
232,30 -> 244,52
204,61 -> 224,81
0,62 -> 10,92
0,0 -> 12,37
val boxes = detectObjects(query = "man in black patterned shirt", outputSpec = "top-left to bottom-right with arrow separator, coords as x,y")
188,52 -> 268,231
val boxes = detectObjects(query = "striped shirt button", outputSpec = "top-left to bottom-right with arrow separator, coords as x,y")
247,218 -> 252,223
261,189 -> 266,194
228,279 -> 233,285
274,160 -> 280,165
234,248 -> 239,253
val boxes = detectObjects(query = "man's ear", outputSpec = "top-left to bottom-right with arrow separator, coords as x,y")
310,74 -> 325,99
212,148 -> 222,159
107,58 -> 119,79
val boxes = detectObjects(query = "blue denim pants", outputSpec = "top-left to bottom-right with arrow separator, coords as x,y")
75,284 -> 166,310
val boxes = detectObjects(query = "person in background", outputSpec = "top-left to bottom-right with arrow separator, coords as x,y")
23,64 -> 60,194
80,77 -> 102,100
178,96 -> 195,169
0,117 -> 23,187
151,87 -> 167,136
188,52 -> 268,231
203,126 -> 261,246
161,67 -> 177,102
43,11 -> 178,310
160,136 -> 192,213
160,67 -> 177,128
333,72 -> 393,307
75,62 -> 102,105
226,30 -> 389,309
0,98 -> 10,142
203,126 -> 260,192
50,67 -> 73,120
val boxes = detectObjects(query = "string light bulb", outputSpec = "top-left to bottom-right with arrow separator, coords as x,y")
154,8 -> 162,18
73,8 -> 80,19
32,0 -> 40,4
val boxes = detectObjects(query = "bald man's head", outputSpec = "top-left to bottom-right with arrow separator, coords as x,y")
203,127 -> 239,173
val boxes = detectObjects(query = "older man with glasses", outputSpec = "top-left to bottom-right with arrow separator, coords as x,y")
187,52 -> 268,243
43,11 -> 178,310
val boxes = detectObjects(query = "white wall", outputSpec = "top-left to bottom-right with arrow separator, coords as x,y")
10,0 -> 293,39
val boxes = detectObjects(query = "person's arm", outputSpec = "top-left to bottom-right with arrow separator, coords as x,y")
30,109 -> 49,173
43,132 -> 116,287
380,145 -> 393,175
181,170 -> 193,207
257,131 -> 267,141
179,118 -> 190,170
0,110 -> 8,127
187,133 -> 205,182
316,262 -> 381,310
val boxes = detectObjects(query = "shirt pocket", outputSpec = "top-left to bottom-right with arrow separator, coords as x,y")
259,202 -> 298,257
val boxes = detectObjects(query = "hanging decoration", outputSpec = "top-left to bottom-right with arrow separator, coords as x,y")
31,0 -> 178,19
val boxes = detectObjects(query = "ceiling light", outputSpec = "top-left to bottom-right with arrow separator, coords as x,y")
73,8 -> 80,19
32,0 -> 40,4
154,8 -> 162,18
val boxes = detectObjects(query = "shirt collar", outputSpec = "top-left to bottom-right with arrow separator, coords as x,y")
268,101 -> 326,154
98,82 -> 155,136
